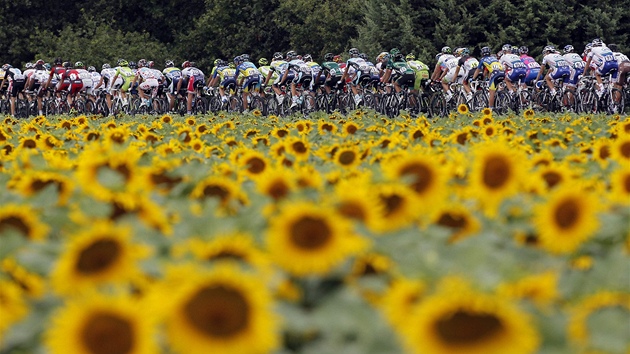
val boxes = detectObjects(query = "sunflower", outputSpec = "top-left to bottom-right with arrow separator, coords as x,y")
382,152 -> 447,218
39,133 -> 63,150
609,165 -> 630,205
294,120 -> 312,135
523,108 -> 535,119
340,121 -> 361,136
178,233 -> 270,273
190,176 -> 246,209
332,145 -> 362,169
285,137 -> 310,161
610,135 -> 630,162
591,139 -> 611,167
161,263 -> 279,354
567,292 -> 630,350
372,183 -> 421,232
1,258 -> 46,298
457,104 -> 469,114
433,204 -> 481,243
271,126 -> 290,139
13,170 -> 73,205
255,168 -> 295,201
266,201 -> 368,276
380,278 -> 426,330
50,220 -> 151,295
18,136 -> 38,149
533,184 -> 600,254
496,272 -> 559,308
468,140 -> 525,217
161,114 -> 173,124
0,280 -> 28,343
401,277 -> 539,354
45,293 -> 157,354
317,120 -> 338,135
237,150 -> 270,178
188,138 -> 205,153
252,109 -> 262,117
329,181 -> 383,230
0,204 -> 49,240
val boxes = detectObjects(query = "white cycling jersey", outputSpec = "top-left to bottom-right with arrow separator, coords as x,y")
586,46 -> 616,68
562,53 -> 586,69
613,52 -> 629,64
542,53 -> 571,69
500,53 -> 527,70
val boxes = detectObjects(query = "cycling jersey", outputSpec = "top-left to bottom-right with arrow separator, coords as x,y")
258,66 -> 278,82
500,53 -> 527,83
181,67 -> 205,93
391,61 -> 415,88
407,60 -> 430,90
477,56 -> 505,90
287,59 -> 312,86
542,53 -> 572,81
562,53 -> 586,86
114,66 -> 135,92
214,66 -> 237,91
3,68 -> 25,97
269,60 -> 292,85
587,46 -> 619,78
442,56 -> 461,83
345,57 -> 372,86
613,52 -> 630,65
236,61 -> 261,92
62,69 -> 84,95
519,55 -> 541,85
321,61 -> 343,78
456,56 -> 479,81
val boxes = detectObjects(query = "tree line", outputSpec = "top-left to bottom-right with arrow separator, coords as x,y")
1,0 -> 628,73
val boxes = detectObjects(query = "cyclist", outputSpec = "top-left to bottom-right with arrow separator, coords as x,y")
132,59 -> 160,109
562,45 -> 586,90
162,60 -> 182,112
536,46 -> 571,97
208,60 -> 237,105
234,54 -> 262,111
583,39 -> 618,97
94,63 -> 121,114
359,53 -> 381,90
498,44 -> 527,94
320,52 -> 344,94
23,63 -> 35,92
608,44 -> 630,89
471,46 -> 505,110
281,51 -> 312,109
58,62 -> 84,109
87,66 -> 102,98
176,60 -> 205,115
109,59 -> 136,108
451,48 -> 479,102
380,52 -> 416,94
0,64 -> 26,116
304,54 -> 325,92
74,61 -> 94,98
263,52 -> 291,105
25,60 -> 48,115
518,46 -> 541,87
340,48 -> 370,105
405,53 -> 431,95
432,46 -> 455,81
256,58 -> 276,98
438,49 -> 463,101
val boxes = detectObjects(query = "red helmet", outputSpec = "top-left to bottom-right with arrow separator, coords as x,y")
182,61 -> 191,68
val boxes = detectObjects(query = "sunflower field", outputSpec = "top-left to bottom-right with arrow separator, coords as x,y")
0,108 -> 629,354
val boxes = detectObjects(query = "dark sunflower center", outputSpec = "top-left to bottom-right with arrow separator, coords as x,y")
542,171 -> 562,188
75,239 -> 121,275
338,151 -> 356,165
292,142 -> 307,154
554,198 -> 580,229
23,139 -> 37,148
599,146 -> 610,160
184,285 -> 250,338
81,312 -> 134,354
277,129 -> 288,137
0,216 -> 31,237
437,212 -> 467,229
202,184 -> 230,201
246,157 -> 266,174
457,133 -> 468,145
290,216 -> 332,250
381,194 -> 403,217
412,130 -> 424,140
482,155 -> 511,189
346,125 -> 358,134
268,180 -> 290,200
620,142 -> 630,159
400,163 -> 433,194
624,175 -> 630,194
337,201 -> 366,221
209,250 -> 246,262
31,179 -> 63,193
435,311 -> 503,345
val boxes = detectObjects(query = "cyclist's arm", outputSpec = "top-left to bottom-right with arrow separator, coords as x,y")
583,57 -> 592,75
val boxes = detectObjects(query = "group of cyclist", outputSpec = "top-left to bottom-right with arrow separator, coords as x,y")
1,38 -> 628,117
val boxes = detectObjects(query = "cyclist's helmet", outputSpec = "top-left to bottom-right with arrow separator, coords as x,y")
137,59 -> 147,68
441,46 -> 452,54
591,38 -> 603,47
54,57 -> 62,65
165,60 -> 174,68
406,53 -> 415,61
359,53 -> 368,60
102,63 -> 111,69
333,55 -> 342,63
390,48 -> 400,56
349,48 -> 360,57
480,46 -> 491,57
435,53 -> 442,61
454,48 -> 463,57
182,61 -> 191,68
502,44 -> 512,53
148,61 -> 155,68
233,56 -> 242,65
608,43 -> 618,51
241,54 -> 250,62
63,61 -> 72,69
519,46 -> 529,55
286,50 -> 297,60
462,47 -> 470,56
36,59 -> 45,66
129,61 -> 137,69
118,59 -> 129,67
258,58 -> 268,66
75,61 -> 84,68
563,45 -> 574,54
2,64 -> 11,71
273,52 -> 283,60
87,66 -> 96,72
542,45 -> 555,55
324,53 -> 334,61
25,62 -> 33,69
376,52 -> 388,62
45,63 -> 51,70
303,54 -> 312,62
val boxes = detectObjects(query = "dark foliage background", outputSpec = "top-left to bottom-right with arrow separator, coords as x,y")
1,0 -> 627,72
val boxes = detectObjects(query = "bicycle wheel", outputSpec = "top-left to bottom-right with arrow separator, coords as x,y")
227,96 -> 243,113
15,99 -> 28,118
494,91 -> 510,115
266,96 -> 278,116
194,97 -> 207,114
363,91 -> 376,110
515,90 -> 532,113
250,96 -> 265,115
429,93 -> 446,118
560,90 -> 577,113
301,94 -> 316,115
609,88 -> 625,115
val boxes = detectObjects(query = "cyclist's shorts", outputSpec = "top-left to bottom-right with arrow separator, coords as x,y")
9,80 -> 25,98
524,69 -> 540,85
273,73 -> 294,86
292,72 -> 312,87
220,78 -> 237,93
69,81 -> 84,96
507,68 -> 527,83
488,72 -> 505,90
567,68 -> 583,86
120,79 -> 132,92
395,73 -> 415,89
325,75 -> 343,89
596,61 -> 619,79
549,67 -> 571,81
241,76 -> 260,93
